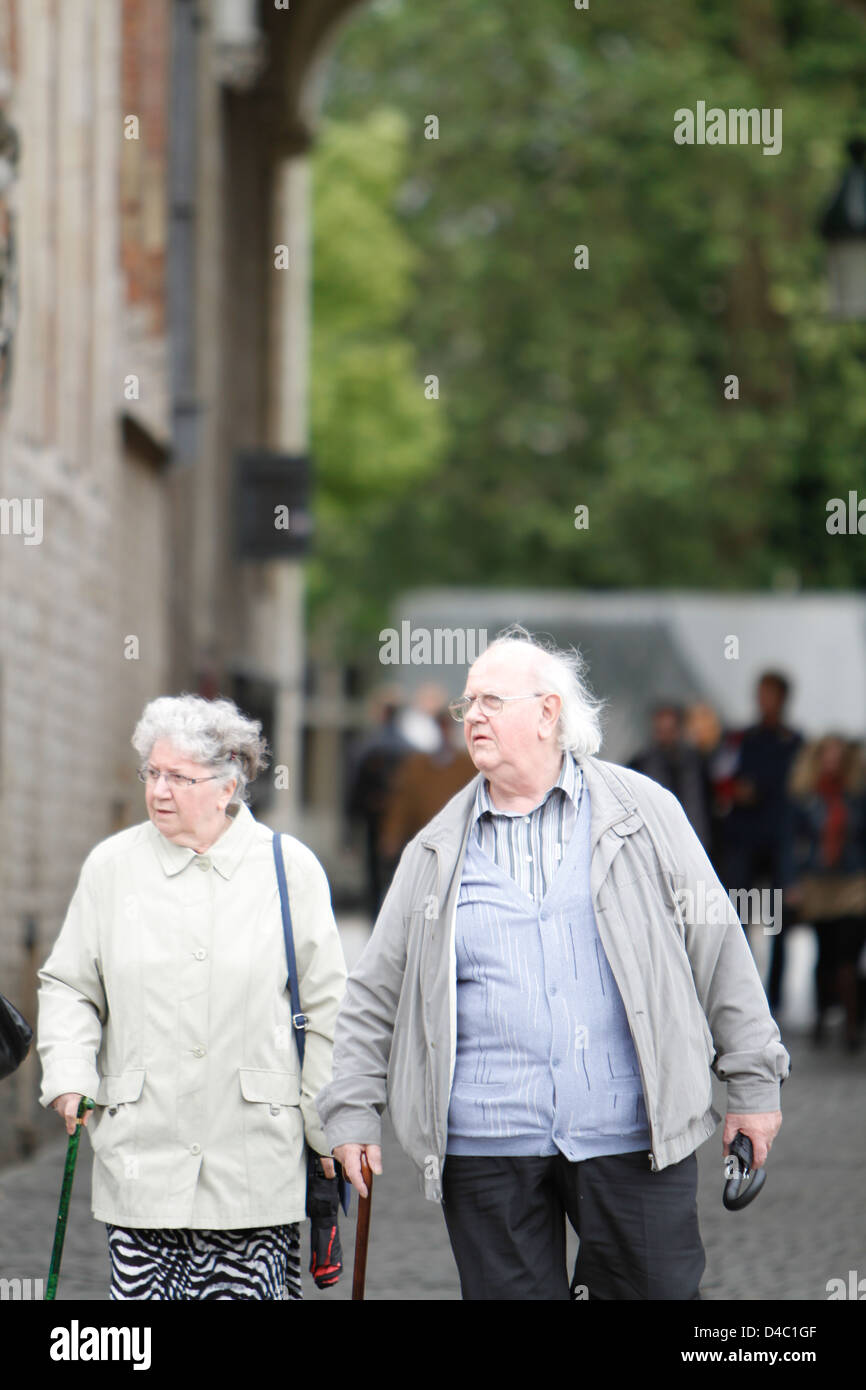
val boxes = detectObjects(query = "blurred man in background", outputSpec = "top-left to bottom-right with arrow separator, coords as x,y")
629,700 -> 713,853
720,672 -> 803,1011
379,706 -> 476,865
346,691 -> 411,917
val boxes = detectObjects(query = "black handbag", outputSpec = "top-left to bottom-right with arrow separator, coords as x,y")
0,993 -> 33,1080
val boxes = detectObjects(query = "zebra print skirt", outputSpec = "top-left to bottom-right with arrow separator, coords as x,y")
106,1222 -> 302,1300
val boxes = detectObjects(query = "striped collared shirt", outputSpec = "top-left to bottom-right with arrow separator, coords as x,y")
472,752 -> 584,902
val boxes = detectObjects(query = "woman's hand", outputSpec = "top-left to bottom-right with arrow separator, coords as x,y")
51,1093 -> 90,1136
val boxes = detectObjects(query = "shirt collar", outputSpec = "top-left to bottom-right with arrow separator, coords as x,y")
473,751 -> 582,823
148,801 -> 257,878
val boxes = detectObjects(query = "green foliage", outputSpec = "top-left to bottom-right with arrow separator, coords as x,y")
310,0 -> 866,656
309,108 -> 449,649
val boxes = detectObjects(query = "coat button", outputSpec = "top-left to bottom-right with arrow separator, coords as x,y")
108,1106 -> 118,1116
196,856 -> 211,871
269,1104 -> 280,1116
192,1045 -> 206,1058
194,949 -> 207,960
190,1143 -> 201,1155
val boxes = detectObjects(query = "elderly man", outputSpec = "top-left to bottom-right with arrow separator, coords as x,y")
317,628 -> 790,1300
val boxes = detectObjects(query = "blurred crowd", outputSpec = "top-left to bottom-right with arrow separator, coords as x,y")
347,671 -> 866,1053
628,671 -> 866,1053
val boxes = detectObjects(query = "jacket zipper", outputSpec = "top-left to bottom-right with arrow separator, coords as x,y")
593,808 -> 662,1171
421,845 -> 446,1183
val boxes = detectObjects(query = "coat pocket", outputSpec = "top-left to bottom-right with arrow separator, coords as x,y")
95,1069 -> 146,1107
89,1069 -> 146,1155
238,1068 -> 301,1106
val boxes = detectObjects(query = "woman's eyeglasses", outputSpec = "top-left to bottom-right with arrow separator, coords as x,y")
137,767 -> 223,790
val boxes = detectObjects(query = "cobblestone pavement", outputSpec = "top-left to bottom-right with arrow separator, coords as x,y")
1,919 -> 862,1302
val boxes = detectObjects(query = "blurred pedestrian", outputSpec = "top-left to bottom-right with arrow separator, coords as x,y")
396,681 -> 452,754
346,691 -> 411,918
720,671 -> 803,1009
684,701 -> 729,874
38,694 -> 346,1300
379,707 -> 476,863
782,734 -> 866,1052
629,701 -> 713,853
318,626 -> 789,1301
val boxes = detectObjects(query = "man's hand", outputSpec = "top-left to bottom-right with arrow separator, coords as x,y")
51,1093 -> 90,1136
723,1111 -> 781,1169
332,1143 -> 382,1198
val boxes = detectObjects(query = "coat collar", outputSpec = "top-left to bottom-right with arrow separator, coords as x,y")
419,752 -> 643,859
148,802 -> 257,879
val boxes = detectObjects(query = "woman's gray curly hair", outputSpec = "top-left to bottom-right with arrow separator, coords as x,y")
482,623 -> 607,756
132,694 -> 270,807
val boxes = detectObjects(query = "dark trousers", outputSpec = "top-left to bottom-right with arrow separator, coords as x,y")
441,1149 -> 705,1301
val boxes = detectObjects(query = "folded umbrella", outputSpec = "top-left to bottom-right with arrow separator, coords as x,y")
723,1130 -> 767,1211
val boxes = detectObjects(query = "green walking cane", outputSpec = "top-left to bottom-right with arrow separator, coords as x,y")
45,1096 -> 94,1300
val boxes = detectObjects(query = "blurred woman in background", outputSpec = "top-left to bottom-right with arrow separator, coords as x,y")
781,734 -> 866,1052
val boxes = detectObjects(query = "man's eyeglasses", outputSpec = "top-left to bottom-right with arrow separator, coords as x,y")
137,766 -> 223,790
448,692 -> 546,722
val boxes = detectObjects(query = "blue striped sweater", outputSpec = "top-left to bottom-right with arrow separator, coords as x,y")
446,780 -> 652,1159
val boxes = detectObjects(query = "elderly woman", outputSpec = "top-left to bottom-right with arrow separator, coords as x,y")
37,694 -> 347,1299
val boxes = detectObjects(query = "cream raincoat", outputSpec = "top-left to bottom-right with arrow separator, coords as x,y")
37,802 -> 347,1229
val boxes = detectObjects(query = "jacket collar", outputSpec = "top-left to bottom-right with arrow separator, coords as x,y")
472,750 -> 583,824
148,801 -> 257,879
419,752 -> 642,858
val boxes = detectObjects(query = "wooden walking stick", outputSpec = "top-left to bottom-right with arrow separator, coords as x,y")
45,1096 -> 93,1300
351,1155 -> 374,1300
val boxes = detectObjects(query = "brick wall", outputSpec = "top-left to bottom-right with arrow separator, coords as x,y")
0,0 -> 171,1162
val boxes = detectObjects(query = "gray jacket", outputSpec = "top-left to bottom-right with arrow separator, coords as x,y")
316,754 -> 790,1201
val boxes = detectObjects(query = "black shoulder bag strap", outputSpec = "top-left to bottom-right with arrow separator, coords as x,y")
272,830 -> 351,1217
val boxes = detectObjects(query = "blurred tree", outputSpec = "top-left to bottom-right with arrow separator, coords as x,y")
311,0 -> 866,657
308,107 -> 449,650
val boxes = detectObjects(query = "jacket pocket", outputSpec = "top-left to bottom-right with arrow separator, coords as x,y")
89,1070 -> 146,1155
238,1068 -> 301,1107
607,1050 -> 641,1081
95,1069 -> 146,1107
450,1079 -> 511,1096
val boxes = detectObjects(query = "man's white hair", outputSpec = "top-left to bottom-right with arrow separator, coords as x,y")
478,623 -> 607,756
